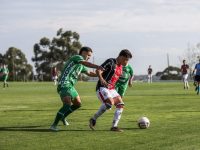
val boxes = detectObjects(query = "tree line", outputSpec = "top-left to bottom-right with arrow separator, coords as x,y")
0,28 -> 82,81
1,28 -> 200,81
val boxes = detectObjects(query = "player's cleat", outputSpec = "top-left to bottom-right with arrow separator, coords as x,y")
89,118 -> 96,130
62,119 -> 69,126
110,127 -> 123,132
50,125 -> 59,132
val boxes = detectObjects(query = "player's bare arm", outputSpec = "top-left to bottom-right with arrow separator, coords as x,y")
80,61 -> 102,70
85,71 -> 97,77
128,75 -> 134,87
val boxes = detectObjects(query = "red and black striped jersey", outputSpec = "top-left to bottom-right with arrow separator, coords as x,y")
181,64 -> 189,74
148,68 -> 152,74
96,58 -> 122,90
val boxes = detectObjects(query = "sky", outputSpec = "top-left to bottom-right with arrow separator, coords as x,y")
1,0 -> 200,75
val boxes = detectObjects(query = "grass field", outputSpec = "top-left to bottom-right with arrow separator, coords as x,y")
0,81 -> 200,150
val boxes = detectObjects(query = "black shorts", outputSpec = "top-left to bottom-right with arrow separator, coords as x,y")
195,75 -> 200,82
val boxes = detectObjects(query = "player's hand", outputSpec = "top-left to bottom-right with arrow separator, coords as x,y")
100,78 -> 108,87
97,66 -> 105,71
128,82 -> 133,87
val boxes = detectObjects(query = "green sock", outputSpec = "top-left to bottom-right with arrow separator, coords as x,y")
63,105 -> 81,119
52,104 -> 71,126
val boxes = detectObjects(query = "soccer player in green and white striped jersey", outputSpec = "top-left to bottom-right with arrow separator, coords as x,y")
0,64 -> 9,88
50,47 -> 102,131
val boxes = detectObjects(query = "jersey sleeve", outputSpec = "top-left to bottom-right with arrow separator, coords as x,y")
100,59 -> 112,70
81,66 -> 88,73
195,64 -> 197,69
129,65 -> 134,76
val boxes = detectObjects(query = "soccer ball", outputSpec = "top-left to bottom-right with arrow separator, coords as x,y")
137,116 -> 150,129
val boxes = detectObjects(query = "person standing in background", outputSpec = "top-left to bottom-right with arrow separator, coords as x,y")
181,60 -> 189,89
147,65 -> 153,83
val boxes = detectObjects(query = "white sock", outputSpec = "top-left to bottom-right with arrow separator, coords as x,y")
93,104 -> 107,120
112,108 -> 123,127
186,81 -> 189,88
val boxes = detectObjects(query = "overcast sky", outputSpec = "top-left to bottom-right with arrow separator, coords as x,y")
1,0 -> 200,74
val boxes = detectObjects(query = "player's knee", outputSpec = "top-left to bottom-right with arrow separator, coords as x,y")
105,103 -> 112,109
116,102 -> 124,108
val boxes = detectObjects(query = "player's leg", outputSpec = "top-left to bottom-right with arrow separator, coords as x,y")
54,76 -> 58,85
194,75 -> 198,91
89,88 -> 113,130
197,76 -> 200,95
52,76 -> 56,85
182,75 -> 186,89
147,75 -> 150,83
60,87 -> 80,125
111,94 -> 124,132
50,96 -> 71,131
183,74 -> 187,89
5,76 -> 8,87
89,99 -> 112,130
3,76 -> 6,88
185,74 -> 189,89
61,95 -> 81,125
50,87 -> 74,131
150,75 -> 152,83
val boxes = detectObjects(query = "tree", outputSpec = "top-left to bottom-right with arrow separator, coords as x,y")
179,43 -> 200,70
32,29 -> 82,81
156,66 -> 181,80
4,47 -> 33,81
0,53 -> 4,64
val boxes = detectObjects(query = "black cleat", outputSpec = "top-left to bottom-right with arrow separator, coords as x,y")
110,127 -> 123,132
89,118 -> 96,130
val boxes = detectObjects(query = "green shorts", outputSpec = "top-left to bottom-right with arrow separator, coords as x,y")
115,83 -> 128,97
57,86 -> 78,100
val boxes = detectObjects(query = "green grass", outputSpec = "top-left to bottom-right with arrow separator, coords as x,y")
0,82 -> 200,150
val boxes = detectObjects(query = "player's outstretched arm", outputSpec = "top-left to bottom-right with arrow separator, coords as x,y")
85,71 -> 97,77
80,61 -> 102,70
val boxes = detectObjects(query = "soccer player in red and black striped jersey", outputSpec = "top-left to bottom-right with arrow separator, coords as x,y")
147,65 -> 153,83
181,60 -> 189,89
89,49 -> 132,132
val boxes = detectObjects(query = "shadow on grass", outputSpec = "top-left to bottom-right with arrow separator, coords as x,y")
79,108 -> 99,111
0,125 -> 65,132
0,125 -> 139,132
1,109 -> 55,112
132,93 -> 191,97
121,127 -> 140,130
1,109 -> 97,112
172,110 -> 200,113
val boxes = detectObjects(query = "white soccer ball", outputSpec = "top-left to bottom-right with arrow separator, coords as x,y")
137,116 -> 150,129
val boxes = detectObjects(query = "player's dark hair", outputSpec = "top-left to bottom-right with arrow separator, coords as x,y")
79,47 -> 93,55
119,49 -> 132,58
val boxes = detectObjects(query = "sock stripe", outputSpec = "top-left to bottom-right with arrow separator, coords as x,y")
58,112 -> 64,116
